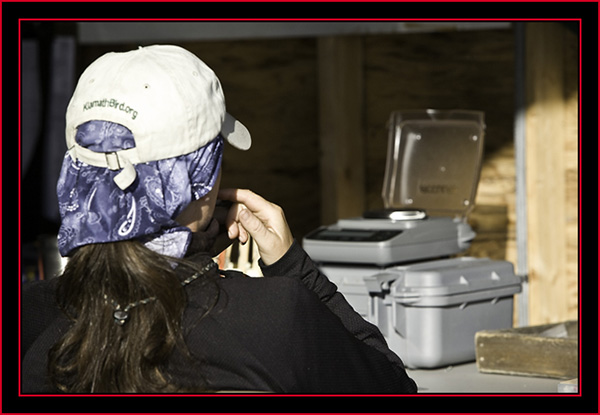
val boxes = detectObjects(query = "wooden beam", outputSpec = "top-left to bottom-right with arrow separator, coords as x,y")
317,36 -> 366,225
524,23 -> 579,324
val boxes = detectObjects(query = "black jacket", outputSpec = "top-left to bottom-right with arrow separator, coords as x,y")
21,239 -> 417,394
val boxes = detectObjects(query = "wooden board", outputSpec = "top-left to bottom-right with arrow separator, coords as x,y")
475,320 -> 578,379
524,23 -> 579,324
317,36 -> 366,225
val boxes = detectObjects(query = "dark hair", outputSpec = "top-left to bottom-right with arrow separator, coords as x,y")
48,239 -> 216,393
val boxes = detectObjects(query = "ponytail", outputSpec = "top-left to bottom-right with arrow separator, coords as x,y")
48,240 -> 214,393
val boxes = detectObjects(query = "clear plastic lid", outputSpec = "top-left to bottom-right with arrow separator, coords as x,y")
382,109 -> 485,217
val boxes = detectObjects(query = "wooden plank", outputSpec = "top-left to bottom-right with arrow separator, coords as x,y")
317,36 -> 366,225
524,23 -> 579,324
475,321 -> 578,379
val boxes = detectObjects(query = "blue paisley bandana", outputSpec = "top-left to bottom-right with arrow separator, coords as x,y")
56,120 -> 223,258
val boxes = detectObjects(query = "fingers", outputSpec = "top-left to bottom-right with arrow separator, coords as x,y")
217,188 -> 294,265
238,207 -> 269,241
218,189 -> 275,240
218,189 -> 277,220
221,201 -> 249,243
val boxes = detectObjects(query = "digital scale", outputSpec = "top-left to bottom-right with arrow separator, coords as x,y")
304,109 -> 485,268
303,109 -> 487,316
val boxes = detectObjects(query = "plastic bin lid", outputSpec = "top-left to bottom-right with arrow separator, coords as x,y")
365,257 -> 521,299
382,109 -> 485,217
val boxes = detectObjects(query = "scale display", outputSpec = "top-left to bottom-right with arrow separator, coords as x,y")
308,228 -> 402,242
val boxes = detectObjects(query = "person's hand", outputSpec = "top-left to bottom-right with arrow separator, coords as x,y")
217,189 -> 294,266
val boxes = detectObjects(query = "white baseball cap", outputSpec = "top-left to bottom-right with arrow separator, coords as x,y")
65,44 -> 251,190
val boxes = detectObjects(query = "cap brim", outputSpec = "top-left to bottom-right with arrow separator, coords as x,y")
222,112 -> 251,151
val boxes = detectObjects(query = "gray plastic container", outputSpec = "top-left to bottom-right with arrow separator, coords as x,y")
319,264 -> 385,319
364,257 -> 522,369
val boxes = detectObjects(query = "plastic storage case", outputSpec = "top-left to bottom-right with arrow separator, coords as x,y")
364,257 -> 522,369
319,264 -> 385,318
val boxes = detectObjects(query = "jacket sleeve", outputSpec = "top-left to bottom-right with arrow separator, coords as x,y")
259,240 -> 418,393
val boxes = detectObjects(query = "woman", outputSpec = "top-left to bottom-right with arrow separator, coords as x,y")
21,45 -> 417,394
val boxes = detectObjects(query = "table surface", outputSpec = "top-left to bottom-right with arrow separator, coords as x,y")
406,362 -> 574,394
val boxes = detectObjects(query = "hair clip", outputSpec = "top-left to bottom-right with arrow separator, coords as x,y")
113,309 -> 129,325
108,260 -> 216,326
